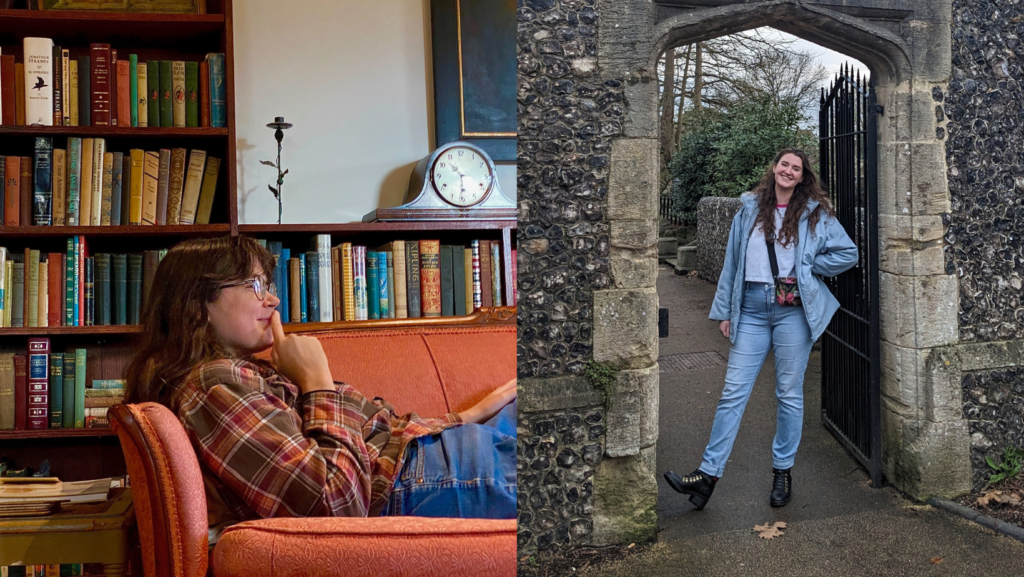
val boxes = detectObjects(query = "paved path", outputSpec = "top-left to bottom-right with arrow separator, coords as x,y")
578,266 -> 1024,576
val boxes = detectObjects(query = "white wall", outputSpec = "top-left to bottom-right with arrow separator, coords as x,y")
232,0 -> 516,224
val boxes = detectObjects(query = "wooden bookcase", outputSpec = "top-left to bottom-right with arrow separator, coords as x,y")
0,0 -> 518,485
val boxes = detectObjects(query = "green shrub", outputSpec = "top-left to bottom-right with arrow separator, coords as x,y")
584,361 -> 619,409
986,445 -> 1024,484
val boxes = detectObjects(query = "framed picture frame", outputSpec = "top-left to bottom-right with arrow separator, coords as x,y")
39,0 -> 203,13
430,0 -> 516,162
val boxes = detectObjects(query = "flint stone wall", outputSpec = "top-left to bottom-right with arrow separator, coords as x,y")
962,368 -> 1024,492
696,197 -> 743,283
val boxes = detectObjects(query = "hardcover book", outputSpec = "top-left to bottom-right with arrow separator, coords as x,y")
89,43 -> 111,126
128,253 -> 142,324
471,240 -> 482,310
4,156 -> 19,226
91,138 -> 106,225
405,241 -> 421,318
62,352 -> 75,428
490,241 -> 503,307
206,53 -> 226,127
100,151 -> 114,225
299,254 -> 308,322
69,56 -> 78,126
24,37 -> 55,126
366,251 -> 379,320
341,243 -> 355,321
95,254 -> 110,326
141,150 -> 160,225
390,241 -> 407,319
79,138 -> 93,226
306,251 -> 320,322
156,149 -> 171,225
32,137 -> 53,225
419,240 -> 441,318
51,44 -> 62,126
77,54 -> 90,126
184,61 -> 198,127
0,353 -> 14,429
48,353 -> 63,429
52,147 -> 66,226
479,240 -> 493,308
14,354 -> 27,429
136,60 -> 147,127
179,149 -> 207,224
27,338 -> 50,430
61,48 -> 70,125
440,245 -> 453,317
129,149 -> 144,225
195,156 -> 220,225
166,148 -> 186,224
147,60 -> 160,128
116,59 -> 131,128
315,234 -> 333,322
159,60 -> 172,128
289,257 -> 301,322
129,54 -> 138,127
110,151 -> 124,225
382,251 -> 392,319
171,60 -> 186,127
1,54 -> 14,125
74,348 -> 86,428
20,155 -> 32,226
112,253 -> 127,325
453,245 -> 467,316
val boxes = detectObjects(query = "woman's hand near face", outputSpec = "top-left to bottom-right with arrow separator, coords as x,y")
269,311 -> 335,394
460,378 -> 517,424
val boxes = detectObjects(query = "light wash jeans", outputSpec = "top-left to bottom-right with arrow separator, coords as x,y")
700,283 -> 813,477
381,400 -> 516,518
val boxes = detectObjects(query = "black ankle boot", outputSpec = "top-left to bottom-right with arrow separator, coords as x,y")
770,468 -> 792,507
663,469 -> 717,510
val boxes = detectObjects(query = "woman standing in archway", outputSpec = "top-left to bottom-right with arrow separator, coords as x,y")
663,148 -> 858,509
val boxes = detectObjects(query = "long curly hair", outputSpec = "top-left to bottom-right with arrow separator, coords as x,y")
751,147 -> 834,247
124,235 -> 276,407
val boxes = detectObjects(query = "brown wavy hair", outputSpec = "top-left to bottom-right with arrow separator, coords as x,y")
124,235 -> 276,407
751,147 -> 835,248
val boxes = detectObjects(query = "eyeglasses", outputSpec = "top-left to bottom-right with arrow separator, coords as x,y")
219,277 -> 276,300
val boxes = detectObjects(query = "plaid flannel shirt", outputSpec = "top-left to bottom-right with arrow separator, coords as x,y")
174,358 -> 462,523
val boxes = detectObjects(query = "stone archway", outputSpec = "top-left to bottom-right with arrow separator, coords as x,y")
516,0 -> 982,554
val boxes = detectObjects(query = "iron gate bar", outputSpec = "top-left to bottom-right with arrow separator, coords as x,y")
818,64 -> 883,488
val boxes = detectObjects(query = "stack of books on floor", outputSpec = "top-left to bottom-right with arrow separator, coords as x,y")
1,38 -> 225,128
0,338 -> 121,431
263,236 -> 518,323
1,139 -> 221,227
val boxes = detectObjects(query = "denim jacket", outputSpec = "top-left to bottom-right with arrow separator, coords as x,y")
709,192 -> 859,343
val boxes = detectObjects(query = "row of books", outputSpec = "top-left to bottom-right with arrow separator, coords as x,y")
1,38 -> 226,128
0,564 -> 96,576
2,139 -> 221,227
0,338 -> 122,431
265,237 -> 517,322
0,240 -> 165,328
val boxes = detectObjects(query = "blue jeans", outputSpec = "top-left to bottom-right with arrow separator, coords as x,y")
700,283 -> 813,477
381,400 -> 517,518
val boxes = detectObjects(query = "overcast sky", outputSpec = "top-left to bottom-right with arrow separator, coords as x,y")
757,27 -> 869,91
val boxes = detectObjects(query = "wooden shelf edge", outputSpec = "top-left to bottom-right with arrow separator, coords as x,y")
0,224 -> 231,237
0,8 -> 223,23
0,428 -> 116,440
0,126 -> 229,138
238,221 -> 517,234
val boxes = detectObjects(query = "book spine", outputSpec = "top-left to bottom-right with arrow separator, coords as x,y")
0,55 -> 14,126
84,256 -> 94,326
32,136 -> 52,225
96,254 -> 110,325
91,138 -> 105,225
185,61 -> 199,127
384,251 -> 394,319
48,353 -> 63,429
306,251 -> 320,322
74,348 -> 86,428
453,246 -> 467,316
405,241 -> 421,318
491,241 -> 503,307
366,251 -> 379,320
62,352 -> 75,428
356,247 -> 367,320
141,150 -> 159,225
62,49 -> 70,125
27,249 -> 39,327
65,238 -> 74,325
195,156 -> 220,225
79,138 -> 93,226
440,245 -> 453,317
68,57 -> 78,126
289,257 -> 301,322
67,137 -> 81,225
112,253 -> 127,325
166,148 -> 186,224
471,240 -> 482,310
129,149 -> 144,225
51,44 -> 62,126
299,254 -> 307,322
52,148 -> 66,225
110,49 -> 117,125
11,262 -> 23,327
19,155 -> 31,227
47,252 -> 61,327
280,248 -> 290,322
0,354 -> 14,429
342,243 -> 354,321
100,151 -> 113,225
38,257 -> 48,327
77,55 -> 90,126
129,54 -> 138,127
128,253 -> 142,324
147,60 -> 160,128
23,37 -> 54,126
207,53 -> 226,127
317,234 -> 333,322
141,250 -> 158,311
393,241 -> 407,319
116,59 -> 131,128
110,151 -> 123,225
73,236 -> 81,326
14,62 -> 25,126
479,240 -> 492,308
90,43 -> 111,126
4,156 -> 18,226
156,149 -> 171,225
26,337 -> 50,430
199,60 -> 210,127
159,60 -> 173,128
179,149 -> 207,224
136,59 -> 147,128
331,246 -> 341,322
14,354 -> 27,429
419,240 -> 441,318
171,60 -> 186,127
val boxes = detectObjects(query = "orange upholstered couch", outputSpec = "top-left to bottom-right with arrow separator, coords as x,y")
111,320 -> 517,577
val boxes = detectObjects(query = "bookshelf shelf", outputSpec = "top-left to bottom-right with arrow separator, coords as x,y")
0,126 -> 228,138
0,8 -> 225,41
0,224 -> 231,238
0,428 -> 115,440
238,220 -> 516,235
0,326 -> 141,337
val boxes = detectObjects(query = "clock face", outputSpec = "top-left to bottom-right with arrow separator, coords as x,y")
430,146 -> 494,207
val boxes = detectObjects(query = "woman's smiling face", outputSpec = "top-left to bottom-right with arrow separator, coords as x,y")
773,153 -> 804,193
207,265 -> 281,357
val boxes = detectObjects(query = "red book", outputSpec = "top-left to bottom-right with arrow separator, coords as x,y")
20,155 -> 32,226
48,252 -> 63,327
419,240 -> 442,318
110,49 -> 118,126
14,355 -> 27,430
0,55 -> 14,125
116,59 -> 131,128
4,156 -> 19,226
27,338 -> 50,429
199,60 -> 210,127
90,43 -> 112,126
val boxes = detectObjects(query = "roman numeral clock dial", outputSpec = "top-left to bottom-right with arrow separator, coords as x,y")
362,141 -> 516,222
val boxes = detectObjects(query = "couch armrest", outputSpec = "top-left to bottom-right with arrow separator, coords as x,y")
212,517 -> 516,577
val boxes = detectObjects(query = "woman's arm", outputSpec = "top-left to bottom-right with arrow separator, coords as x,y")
709,210 -> 744,321
459,379 -> 517,424
811,216 -> 859,277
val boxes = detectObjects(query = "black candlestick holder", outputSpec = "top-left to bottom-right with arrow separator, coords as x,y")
262,116 -> 293,224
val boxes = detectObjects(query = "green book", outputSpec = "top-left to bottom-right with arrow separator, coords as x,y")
49,353 -> 64,429
366,251 -> 379,320
147,60 -> 160,127
184,61 -> 199,127
112,253 -> 127,325
453,245 -> 466,316
440,245 -> 454,317
63,352 -> 76,429
129,54 -> 138,127
159,60 -> 173,128
128,253 -> 143,324
74,349 -> 87,428
96,254 -> 111,326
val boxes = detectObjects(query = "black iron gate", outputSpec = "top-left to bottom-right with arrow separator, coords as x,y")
818,65 -> 883,487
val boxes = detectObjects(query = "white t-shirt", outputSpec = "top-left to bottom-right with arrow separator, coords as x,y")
745,206 -> 797,283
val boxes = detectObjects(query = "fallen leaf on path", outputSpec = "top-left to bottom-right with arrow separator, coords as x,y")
931,557 -> 943,564
976,489 -> 1013,507
754,521 -> 787,539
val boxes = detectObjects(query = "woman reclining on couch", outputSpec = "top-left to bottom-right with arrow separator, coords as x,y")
124,235 -> 516,544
